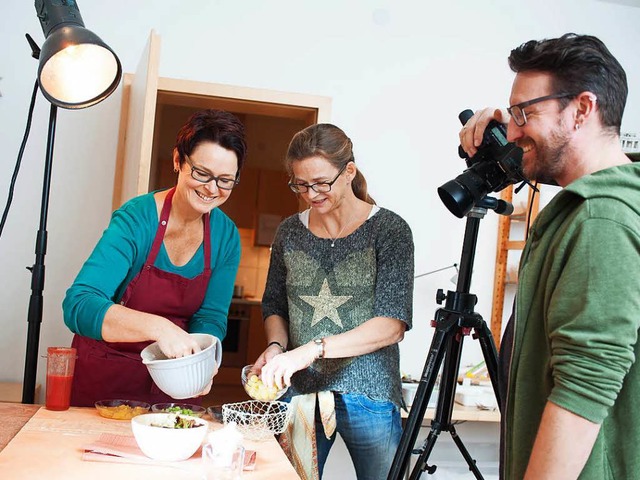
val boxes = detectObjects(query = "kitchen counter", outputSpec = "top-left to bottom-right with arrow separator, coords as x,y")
402,404 -> 500,423
0,403 -> 299,479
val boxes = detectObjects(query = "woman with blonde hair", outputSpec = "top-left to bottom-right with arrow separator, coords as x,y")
253,123 -> 414,479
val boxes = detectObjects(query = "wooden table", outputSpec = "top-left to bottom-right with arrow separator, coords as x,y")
0,403 -> 40,451
0,403 -> 300,479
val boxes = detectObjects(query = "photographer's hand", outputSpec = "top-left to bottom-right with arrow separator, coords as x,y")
459,108 -> 510,158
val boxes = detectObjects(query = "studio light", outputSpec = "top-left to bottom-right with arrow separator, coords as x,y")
21,0 -> 122,404
35,0 -> 122,109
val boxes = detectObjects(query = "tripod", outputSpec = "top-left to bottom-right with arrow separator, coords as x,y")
388,196 -> 508,480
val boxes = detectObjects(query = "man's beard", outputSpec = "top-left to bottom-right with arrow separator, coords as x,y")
522,121 -> 570,185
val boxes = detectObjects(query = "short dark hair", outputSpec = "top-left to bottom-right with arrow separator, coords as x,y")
174,109 -> 247,174
508,33 -> 627,135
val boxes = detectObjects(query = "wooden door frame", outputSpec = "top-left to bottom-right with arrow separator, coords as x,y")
112,31 -> 332,209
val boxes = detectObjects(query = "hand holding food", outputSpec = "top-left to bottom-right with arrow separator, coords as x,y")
245,373 -> 281,401
242,364 -> 287,401
259,342 -> 319,390
155,323 -> 202,359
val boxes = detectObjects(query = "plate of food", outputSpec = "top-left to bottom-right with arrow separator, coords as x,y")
94,399 -> 150,420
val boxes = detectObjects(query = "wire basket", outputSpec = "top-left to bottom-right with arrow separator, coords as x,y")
222,400 -> 292,441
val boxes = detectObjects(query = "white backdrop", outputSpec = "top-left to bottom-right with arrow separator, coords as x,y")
1,0 -> 639,400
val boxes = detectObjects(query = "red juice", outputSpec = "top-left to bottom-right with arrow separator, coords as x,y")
46,374 -> 73,411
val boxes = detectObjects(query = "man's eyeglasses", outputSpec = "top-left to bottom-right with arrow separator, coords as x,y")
507,93 -> 576,127
288,164 -> 347,194
184,155 -> 239,190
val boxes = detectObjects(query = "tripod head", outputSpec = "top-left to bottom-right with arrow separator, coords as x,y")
474,195 -> 513,216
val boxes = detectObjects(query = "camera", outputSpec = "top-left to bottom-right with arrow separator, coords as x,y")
438,109 -> 526,218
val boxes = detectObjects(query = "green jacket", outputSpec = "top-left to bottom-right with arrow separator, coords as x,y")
503,162 -> 640,480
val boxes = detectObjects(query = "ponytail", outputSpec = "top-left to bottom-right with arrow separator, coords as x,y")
351,169 -> 375,205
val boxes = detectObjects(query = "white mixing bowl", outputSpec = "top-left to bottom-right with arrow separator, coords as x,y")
140,333 -> 222,399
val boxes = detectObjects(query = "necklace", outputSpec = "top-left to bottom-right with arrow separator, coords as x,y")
322,217 -> 355,247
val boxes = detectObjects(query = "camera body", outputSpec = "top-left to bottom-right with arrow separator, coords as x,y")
438,109 -> 525,218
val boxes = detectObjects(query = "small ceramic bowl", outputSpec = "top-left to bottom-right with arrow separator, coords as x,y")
94,399 -> 150,420
151,402 -> 206,417
241,364 -> 288,401
207,405 -> 223,422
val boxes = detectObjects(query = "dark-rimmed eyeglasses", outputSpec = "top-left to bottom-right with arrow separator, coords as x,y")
288,164 -> 347,194
184,155 -> 239,190
507,93 -> 576,127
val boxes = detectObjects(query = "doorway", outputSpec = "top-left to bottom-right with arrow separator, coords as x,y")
149,96 -> 308,237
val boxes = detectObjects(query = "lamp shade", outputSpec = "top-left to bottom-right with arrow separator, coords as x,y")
35,0 -> 122,109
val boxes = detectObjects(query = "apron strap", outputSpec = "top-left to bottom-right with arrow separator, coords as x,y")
146,187 -> 175,266
145,187 -> 211,271
202,211 -> 211,272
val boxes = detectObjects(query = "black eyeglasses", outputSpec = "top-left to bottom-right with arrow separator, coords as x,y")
288,164 -> 347,194
184,155 -> 239,190
507,93 -> 576,127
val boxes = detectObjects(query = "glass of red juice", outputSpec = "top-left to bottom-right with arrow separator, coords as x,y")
45,347 -> 77,411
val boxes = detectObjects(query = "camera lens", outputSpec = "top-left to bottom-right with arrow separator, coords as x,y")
438,170 -> 490,218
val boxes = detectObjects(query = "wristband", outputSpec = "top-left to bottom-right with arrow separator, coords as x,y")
267,341 -> 286,353
313,338 -> 325,359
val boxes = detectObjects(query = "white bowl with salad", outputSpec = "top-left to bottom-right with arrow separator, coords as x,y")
131,412 -> 209,461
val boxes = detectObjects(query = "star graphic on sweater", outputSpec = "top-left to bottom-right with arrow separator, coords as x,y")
300,279 -> 352,327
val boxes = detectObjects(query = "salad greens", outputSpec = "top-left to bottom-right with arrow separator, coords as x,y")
166,406 -> 195,416
150,413 -> 202,429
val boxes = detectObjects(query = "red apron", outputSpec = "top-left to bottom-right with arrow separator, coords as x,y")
70,187 -> 213,406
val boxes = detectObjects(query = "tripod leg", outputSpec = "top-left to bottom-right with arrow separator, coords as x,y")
433,333 -> 464,426
474,321 -> 502,411
387,328 -> 449,480
408,429 -> 440,479
450,424 -> 484,479
410,329 -> 474,478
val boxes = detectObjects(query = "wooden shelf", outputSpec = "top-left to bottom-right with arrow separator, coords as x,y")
490,185 -> 540,348
506,240 -> 526,250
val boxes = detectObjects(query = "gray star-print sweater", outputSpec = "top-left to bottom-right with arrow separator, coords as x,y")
261,208 -> 414,407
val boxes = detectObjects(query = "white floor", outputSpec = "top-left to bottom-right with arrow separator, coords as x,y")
322,422 -> 499,480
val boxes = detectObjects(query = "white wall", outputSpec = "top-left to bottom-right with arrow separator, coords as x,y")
1,0 -> 639,401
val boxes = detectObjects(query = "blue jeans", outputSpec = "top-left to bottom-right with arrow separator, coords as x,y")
315,392 -> 402,480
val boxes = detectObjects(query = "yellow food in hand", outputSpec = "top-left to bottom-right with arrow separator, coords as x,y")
245,374 -> 280,401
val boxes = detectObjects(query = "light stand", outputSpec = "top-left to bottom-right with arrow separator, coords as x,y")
387,196 -> 506,480
22,0 -> 121,404
22,99 -> 58,405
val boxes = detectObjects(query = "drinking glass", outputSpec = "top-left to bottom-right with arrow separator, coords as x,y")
45,347 -> 77,411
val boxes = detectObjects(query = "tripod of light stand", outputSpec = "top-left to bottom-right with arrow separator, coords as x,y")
387,196 -> 509,480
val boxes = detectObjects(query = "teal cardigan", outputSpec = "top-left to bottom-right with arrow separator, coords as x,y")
63,191 -> 240,342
